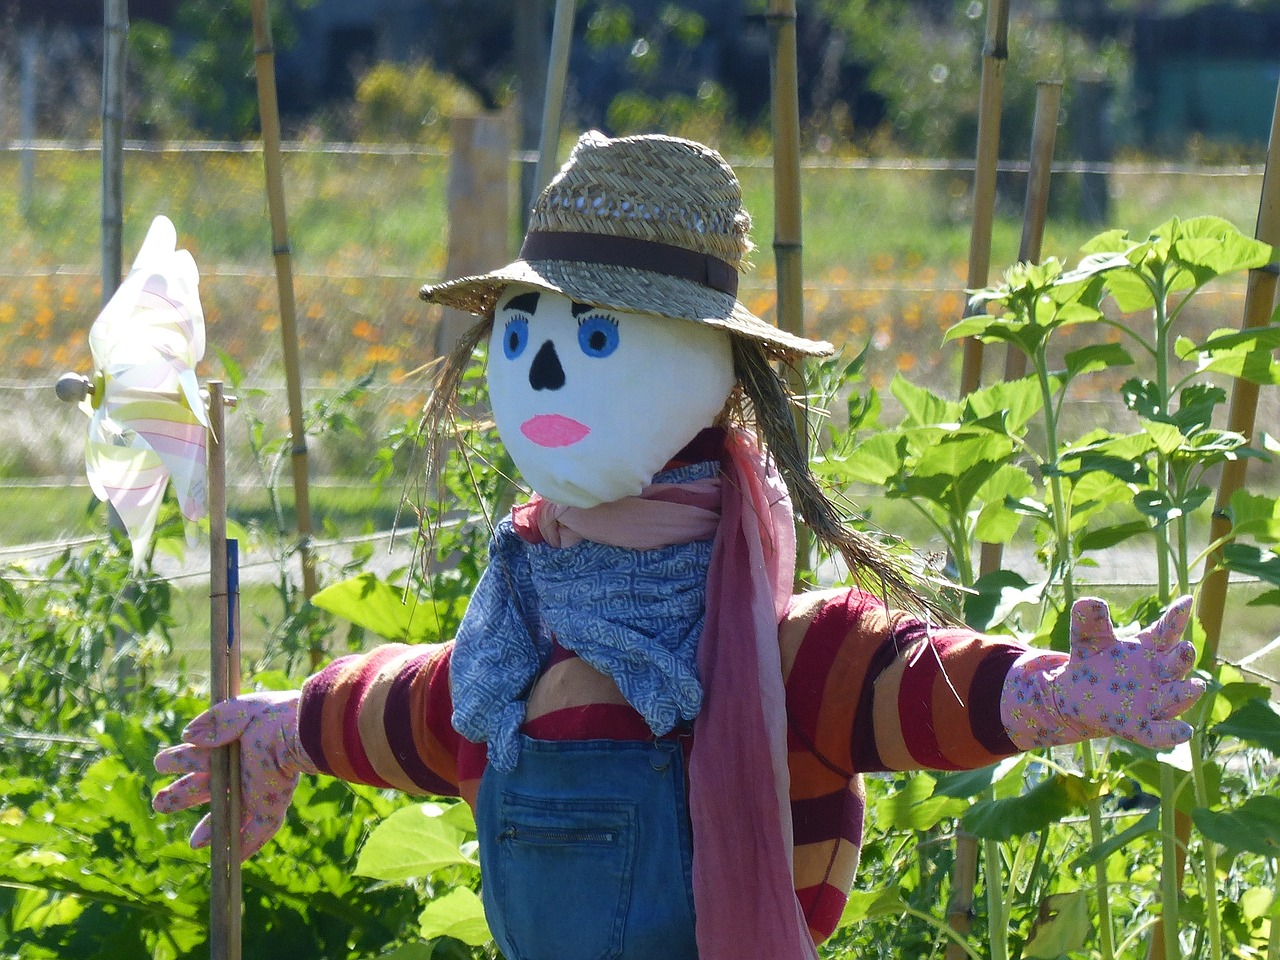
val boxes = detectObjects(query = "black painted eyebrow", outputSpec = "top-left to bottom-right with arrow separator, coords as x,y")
502,291 -> 540,314
570,301 -> 601,318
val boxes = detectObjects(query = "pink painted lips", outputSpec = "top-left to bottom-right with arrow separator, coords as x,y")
520,414 -> 590,448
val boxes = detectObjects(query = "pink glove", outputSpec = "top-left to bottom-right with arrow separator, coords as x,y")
153,690 -> 317,859
1001,596 -> 1205,751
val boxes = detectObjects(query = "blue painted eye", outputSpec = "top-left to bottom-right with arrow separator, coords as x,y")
577,314 -> 620,358
502,317 -> 529,359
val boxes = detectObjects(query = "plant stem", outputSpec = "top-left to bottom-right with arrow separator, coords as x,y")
1152,286 -> 1173,602
901,904 -> 986,960
1033,345 -> 1074,608
1082,743 -> 1116,960
984,831 -> 1008,960
1160,762 -> 1181,960
1189,698 -> 1223,960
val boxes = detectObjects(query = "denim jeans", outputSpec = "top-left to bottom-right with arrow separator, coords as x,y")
476,736 -> 697,960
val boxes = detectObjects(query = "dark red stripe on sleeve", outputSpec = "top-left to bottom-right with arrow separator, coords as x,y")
340,646 -> 403,789
786,591 -> 864,741
896,631 -> 965,770
792,789 -> 864,846
850,629 -> 903,773
969,645 -> 1022,756
383,648 -> 457,795
298,654 -> 359,774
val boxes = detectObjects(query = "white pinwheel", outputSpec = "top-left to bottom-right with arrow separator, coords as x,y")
58,215 -> 209,568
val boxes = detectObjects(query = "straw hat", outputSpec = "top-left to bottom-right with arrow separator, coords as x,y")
420,131 -> 833,360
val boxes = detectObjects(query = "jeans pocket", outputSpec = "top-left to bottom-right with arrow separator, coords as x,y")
490,793 -> 638,960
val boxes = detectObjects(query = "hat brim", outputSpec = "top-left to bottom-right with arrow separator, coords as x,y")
420,258 -> 833,360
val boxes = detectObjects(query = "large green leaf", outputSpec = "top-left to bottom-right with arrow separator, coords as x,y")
964,376 -> 1044,433
874,774 -> 970,831
1227,491 -> 1280,543
932,756 -> 1025,799
836,432 -> 906,485
1023,891 -> 1091,959
973,465 -> 1035,544
312,572 -> 437,643
354,803 -> 478,882
1192,797 -> 1280,858
962,774 -> 1097,841
1076,520 -> 1150,554
965,570 -> 1043,631
891,375 -> 958,427
1062,342 -> 1134,380
838,887 -> 907,926
1213,698 -> 1280,755
1171,217 -> 1275,278
1223,545 -> 1280,587
418,887 -> 492,946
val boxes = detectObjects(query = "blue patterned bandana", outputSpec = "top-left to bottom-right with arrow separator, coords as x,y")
450,462 -> 718,771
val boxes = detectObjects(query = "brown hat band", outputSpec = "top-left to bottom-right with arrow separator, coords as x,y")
519,230 -> 739,298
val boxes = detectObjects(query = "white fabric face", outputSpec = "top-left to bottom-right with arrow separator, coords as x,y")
487,283 -> 736,507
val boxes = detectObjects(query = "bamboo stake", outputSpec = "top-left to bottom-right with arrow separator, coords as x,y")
765,0 -> 812,579
533,0 -> 576,195
248,0 -> 320,656
1145,70 -> 1280,960
207,381 -> 241,960
1197,78 -> 1280,666
975,80 -> 1061,580
1003,81 -> 1061,381
946,6 -> 1010,957
767,0 -> 804,346
957,0 -> 1010,397
101,0 -> 127,303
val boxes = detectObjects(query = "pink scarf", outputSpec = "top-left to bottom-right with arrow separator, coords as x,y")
515,429 -> 817,960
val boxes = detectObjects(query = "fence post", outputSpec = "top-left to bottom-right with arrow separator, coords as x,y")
436,114 -> 511,357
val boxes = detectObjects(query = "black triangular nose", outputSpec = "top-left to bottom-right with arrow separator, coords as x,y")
529,340 -> 565,391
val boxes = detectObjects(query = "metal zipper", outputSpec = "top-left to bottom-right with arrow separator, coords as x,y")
500,825 -> 617,844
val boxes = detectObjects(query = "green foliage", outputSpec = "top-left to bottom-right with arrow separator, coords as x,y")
817,214 -> 1280,959
129,0 -> 313,139
817,0 -> 1130,158
0,545 -> 429,959
582,2 -> 738,144
354,802 -> 491,951
351,63 -> 484,144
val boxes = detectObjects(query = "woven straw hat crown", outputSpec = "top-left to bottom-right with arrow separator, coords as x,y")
420,131 -> 831,359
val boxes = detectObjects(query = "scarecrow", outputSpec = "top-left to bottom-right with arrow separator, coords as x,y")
153,132 -> 1204,960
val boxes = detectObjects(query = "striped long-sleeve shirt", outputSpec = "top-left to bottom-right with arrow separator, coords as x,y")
298,585 -> 1030,944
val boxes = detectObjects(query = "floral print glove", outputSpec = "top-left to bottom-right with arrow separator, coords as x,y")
1001,596 -> 1205,751
152,690 -> 316,859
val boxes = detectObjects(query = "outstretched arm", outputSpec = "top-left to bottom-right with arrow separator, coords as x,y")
153,641 -> 463,859
783,590 -> 1204,777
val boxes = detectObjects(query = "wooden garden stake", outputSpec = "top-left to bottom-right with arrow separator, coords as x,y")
248,0 -> 320,660
207,381 -> 243,960
765,0 -> 812,578
1002,81 -> 1061,381
533,0 -> 576,195
976,79 -> 1061,582
957,0 -> 1010,397
946,5 -> 1010,957
101,0 -> 128,303
1196,78 -> 1280,666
